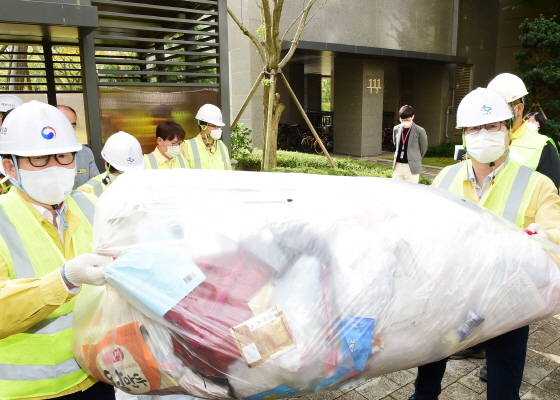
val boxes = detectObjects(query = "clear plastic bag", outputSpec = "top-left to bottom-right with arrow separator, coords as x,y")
73,169 -> 560,399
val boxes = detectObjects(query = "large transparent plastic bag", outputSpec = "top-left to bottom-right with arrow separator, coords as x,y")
73,169 -> 560,399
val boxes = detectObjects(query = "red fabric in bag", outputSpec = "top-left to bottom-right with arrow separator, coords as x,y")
164,248 -> 270,377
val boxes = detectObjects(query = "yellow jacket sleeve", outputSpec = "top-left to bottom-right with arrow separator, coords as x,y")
525,176 -> 560,246
0,258 -> 78,339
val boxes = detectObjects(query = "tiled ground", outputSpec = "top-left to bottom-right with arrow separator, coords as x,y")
301,315 -> 560,400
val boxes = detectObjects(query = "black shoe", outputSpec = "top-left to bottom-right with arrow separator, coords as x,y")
479,364 -> 487,381
407,396 -> 439,400
449,347 -> 486,359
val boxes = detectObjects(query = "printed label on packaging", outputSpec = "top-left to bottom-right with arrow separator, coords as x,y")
231,305 -> 295,367
104,248 -> 206,317
456,310 -> 484,341
82,322 -> 161,394
246,384 -> 297,400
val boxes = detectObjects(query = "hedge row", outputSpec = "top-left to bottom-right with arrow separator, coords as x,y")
234,150 -> 432,184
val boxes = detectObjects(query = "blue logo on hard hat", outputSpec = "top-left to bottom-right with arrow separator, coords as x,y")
41,126 -> 56,140
480,105 -> 492,113
127,157 -> 134,164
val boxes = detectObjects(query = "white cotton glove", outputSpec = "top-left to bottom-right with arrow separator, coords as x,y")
62,254 -> 113,286
524,223 -> 549,240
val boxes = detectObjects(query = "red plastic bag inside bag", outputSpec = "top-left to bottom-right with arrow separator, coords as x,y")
164,248 -> 270,377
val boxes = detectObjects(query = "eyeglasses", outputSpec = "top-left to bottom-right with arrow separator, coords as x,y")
70,122 -> 77,128
165,140 -> 183,147
465,122 -> 506,135
22,153 -> 75,167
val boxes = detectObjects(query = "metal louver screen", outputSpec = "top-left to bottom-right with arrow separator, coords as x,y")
92,0 -> 220,87
399,66 -> 414,107
0,45 -> 82,92
454,64 -> 471,114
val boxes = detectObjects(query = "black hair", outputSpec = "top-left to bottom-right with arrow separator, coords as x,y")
156,121 -> 185,142
525,112 -> 546,130
107,164 -> 119,174
399,105 -> 414,119
0,108 -> 14,121
56,105 -> 77,117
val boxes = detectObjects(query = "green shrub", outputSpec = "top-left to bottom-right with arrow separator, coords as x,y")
231,124 -> 253,158
234,149 -> 433,184
425,142 -> 461,157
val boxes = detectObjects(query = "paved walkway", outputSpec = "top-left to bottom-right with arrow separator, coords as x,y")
301,315 -> 560,400
330,152 -> 443,181
301,152 -> 560,400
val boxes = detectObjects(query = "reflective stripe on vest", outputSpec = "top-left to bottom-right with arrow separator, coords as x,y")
70,191 -> 95,226
502,166 -> 534,224
509,126 -> 551,170
0,358 -> 82,382
434,161 -> 540,226
0,205 -> 34,279
23,313 -> 73,335
85,177 -> 104,197
189,138 -> 202,169
147,152 -> 186,169
438,162 -> 464,191
188,138 -> 228,169
0,190 -> 93,398
147,152 -> 158,169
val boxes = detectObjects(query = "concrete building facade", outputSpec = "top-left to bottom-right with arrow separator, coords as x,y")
227,0 -> 552,156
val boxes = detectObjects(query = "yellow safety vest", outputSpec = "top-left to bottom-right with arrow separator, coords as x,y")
183,136 -> 230,170
509,124 -> 557,170
143,151 -> 187,169
434,160 -> 542,227
0,190 -> 95,400
77,174 -> 109,197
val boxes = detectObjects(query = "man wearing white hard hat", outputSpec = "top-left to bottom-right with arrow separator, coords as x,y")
487,73 -> 560,189
182,104 -> 231,170
0,94 -> 23,193
56,105 -> 100,190
0,101 -> 116,399
78,131 -> 144,196
407,88 -> 560,400
0,94 -> 23,126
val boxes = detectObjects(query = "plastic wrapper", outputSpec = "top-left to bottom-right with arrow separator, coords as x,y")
73,169 -> 560,399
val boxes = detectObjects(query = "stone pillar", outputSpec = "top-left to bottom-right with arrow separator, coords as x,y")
333,57 -> 384,156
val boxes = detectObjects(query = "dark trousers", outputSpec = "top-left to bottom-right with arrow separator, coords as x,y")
412,325 -> 529,400
57,381 -> 115,399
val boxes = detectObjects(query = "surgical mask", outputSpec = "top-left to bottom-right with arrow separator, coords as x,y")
14,166 -> 76,206
400,120 -> 412,128
210,128 -> 223,140
165,145 -> 181,158
465,129 -> 508,164
527,121 -> 539,131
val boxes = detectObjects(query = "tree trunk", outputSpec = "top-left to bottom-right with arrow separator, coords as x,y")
262,79 -> 285,169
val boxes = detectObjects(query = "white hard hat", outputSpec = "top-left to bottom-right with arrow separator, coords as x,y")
487,73 -> 528,103
456,88 -> 513,128
0,100 -> 81,156
0,94 -> 23,113
195,104 -> 225,126
101,131 -> 145,171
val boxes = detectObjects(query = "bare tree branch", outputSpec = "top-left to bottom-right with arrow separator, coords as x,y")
227,7 -> 267,63
278,0 -> 318,69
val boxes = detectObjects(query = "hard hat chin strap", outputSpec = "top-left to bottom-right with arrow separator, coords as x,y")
7,155 -> 25,192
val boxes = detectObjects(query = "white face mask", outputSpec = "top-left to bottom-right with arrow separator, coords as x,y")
465,129 -> 508,164
165,145 -> 181,159
210,128 -> 223,140
526,121 -> 540,131
16,166 -> 76,206
400,120 -> 413,128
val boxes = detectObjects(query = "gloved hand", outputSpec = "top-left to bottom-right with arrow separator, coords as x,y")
62,254 -> 113,287
524,223 -> 548,240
